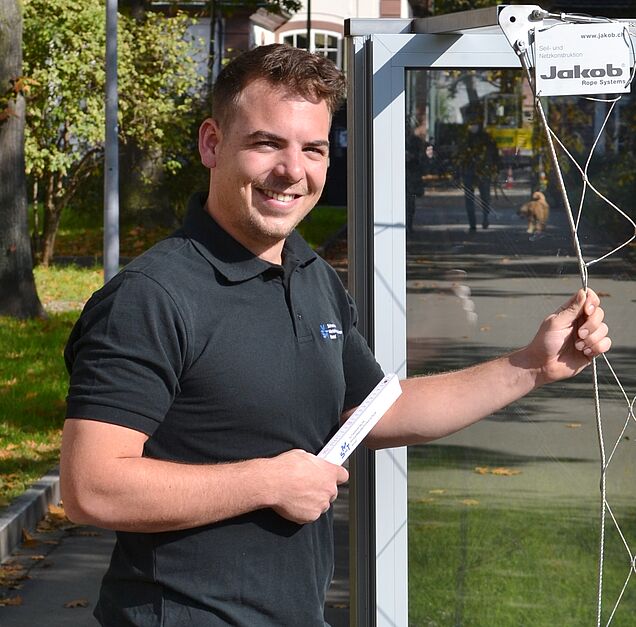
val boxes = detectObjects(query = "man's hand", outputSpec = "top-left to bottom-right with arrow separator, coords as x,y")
266,449 -> 348,524
525,288 -> 611,385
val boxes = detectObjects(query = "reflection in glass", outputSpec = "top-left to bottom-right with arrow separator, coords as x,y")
405,69 -> 635,625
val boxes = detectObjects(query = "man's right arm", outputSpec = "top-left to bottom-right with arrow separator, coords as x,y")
60,418 -> 348,531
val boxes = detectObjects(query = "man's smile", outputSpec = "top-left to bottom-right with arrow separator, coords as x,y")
257,187 -> 301,203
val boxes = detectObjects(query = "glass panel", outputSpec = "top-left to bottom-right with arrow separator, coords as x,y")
327,35 -> 338,48
406,68 -> 636,626
283,34 -> 294,46
315,32 -> 325,47
296,33 -> 307,50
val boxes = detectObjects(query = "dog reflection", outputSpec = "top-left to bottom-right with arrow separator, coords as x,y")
519,191 -> 549,235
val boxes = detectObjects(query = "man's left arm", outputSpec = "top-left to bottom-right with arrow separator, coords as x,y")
362,288 -> 610,449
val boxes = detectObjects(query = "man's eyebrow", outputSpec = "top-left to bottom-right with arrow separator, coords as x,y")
246,130 -> 282,143
246,130 -> 329,148
307,139 -> 330,149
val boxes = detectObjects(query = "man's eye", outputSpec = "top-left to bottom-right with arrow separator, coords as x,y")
306,147 -> 327,157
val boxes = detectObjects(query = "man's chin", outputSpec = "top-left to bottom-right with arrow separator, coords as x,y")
246,219 -> 297,246
254,214 -> 305,239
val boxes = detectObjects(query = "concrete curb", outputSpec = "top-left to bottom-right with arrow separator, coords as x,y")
0,467 -> 60,562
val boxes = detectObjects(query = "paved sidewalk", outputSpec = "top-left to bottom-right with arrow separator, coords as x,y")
0,521 -> 115,626
0,485 -> 350,626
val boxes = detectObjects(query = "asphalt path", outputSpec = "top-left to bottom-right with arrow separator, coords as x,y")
406,187 -> 635,511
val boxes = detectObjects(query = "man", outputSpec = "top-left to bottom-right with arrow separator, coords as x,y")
61,44 -> 611,626
458,116 -> 500,231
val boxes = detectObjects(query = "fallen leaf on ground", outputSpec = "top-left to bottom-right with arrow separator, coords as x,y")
48,503 -> 66,517
491,467 -> 521,476
429,489 -> 446,495
21,529 -> 39,548
0,595 -> 23,607
474,466 -> 521,476
460,499 -> 480,506
566,423 -> 582,429
37,504 -> 74,533
64,598 -> 89,608
0,562 -> 28,587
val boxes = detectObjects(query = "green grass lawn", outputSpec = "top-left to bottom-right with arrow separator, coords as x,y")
407,437 -> 636,626
409,493 -> 636,626
297,205 -> 346,250
0,266 -> 103,506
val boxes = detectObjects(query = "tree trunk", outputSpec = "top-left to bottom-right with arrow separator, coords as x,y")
40,175 -> 62,267
0,1 -> 45,318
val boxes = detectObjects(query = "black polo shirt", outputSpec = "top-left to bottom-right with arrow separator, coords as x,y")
65,193 -> 384,626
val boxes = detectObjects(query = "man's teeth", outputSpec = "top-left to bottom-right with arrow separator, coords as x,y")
261,189 -> 295,202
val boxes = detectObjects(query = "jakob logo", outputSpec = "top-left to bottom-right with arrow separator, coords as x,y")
540,63 -> 623,80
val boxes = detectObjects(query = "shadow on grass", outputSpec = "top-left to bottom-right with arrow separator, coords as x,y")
408,442 -> 588,471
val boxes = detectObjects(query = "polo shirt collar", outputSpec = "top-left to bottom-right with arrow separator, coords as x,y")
182,193 -> 317,283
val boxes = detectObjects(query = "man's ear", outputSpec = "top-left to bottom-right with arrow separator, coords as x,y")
198,118 -> 221,168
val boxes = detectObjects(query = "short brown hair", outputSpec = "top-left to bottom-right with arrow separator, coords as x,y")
212,44 -> 346,127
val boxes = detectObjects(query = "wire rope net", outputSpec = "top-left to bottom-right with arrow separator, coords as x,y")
515,15 -> 636,625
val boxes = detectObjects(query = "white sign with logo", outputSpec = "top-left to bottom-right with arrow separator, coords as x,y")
535,23 -> 631,97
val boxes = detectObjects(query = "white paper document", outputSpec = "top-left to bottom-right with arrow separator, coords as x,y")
318,373 -> 402,465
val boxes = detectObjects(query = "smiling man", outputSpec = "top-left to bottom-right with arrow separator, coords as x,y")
61,44 -> 611,627
200,76 -> 331,263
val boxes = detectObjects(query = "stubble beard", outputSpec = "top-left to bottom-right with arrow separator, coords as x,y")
245,187 -> 313,246
242,208 -> 305,248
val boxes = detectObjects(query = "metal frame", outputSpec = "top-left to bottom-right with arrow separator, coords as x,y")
346,14 -> 524,626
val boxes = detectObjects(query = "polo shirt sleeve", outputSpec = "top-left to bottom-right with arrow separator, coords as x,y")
64,271 -> 189,436
341,293 -> 385,411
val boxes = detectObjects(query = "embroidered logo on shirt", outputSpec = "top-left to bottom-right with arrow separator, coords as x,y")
320,323 -> 343,340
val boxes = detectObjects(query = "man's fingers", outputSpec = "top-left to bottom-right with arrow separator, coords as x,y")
577,303 -> 604,337
580,335 -> 612,359
555,288 -> 585,320
556,288 -> 604,326
592,336 -> 612,356
584,287 -> 601,311
336,466 -> 349,485
576,322 -> 609,351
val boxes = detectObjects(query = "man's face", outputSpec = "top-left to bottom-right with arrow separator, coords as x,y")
199,79 -> 331,262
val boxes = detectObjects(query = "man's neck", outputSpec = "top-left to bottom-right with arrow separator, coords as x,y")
204,201 -> 285,265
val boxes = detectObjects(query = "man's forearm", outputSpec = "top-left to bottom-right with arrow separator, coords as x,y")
364,348 -> 539,449
61,419 -> 348,531
62,445 -> 274,532
365,288 -> 610,449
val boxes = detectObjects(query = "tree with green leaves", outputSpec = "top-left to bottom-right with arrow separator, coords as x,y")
23,0 -> 204,266
0,0 -> 45,318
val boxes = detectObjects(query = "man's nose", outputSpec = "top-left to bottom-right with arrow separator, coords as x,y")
272,148 -> 303,182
